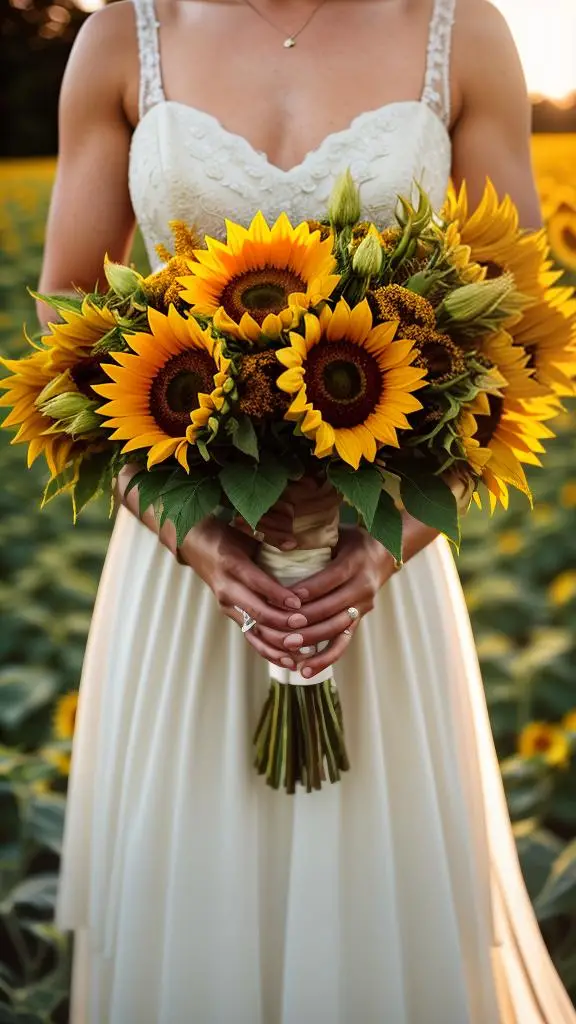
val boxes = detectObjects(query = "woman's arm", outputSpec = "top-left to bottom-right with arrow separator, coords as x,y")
264,0 -> 545,677
37,7 -> 302,665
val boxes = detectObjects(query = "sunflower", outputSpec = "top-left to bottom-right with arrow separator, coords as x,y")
93,305 -> 230,470
53,691 -> 78,740
177,212 -> 339,336
42,296 -> 117,368
517,722 -> 570,768
548,208 -> 576,272
443,180 -> 548,301
465,331 -> 556,509
236,351 -> 291,420
0,348 -> 83,476
406,327 -> 467,386
507,285 -> 576,401
276,298 -> 427,468
441,221 -> 486,284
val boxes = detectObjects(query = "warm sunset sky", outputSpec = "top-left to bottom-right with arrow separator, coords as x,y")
491,0 -> 576,101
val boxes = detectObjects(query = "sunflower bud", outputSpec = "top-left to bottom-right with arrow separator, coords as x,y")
38,391 -> 91,421
104,256 -> 144,299
328,170 -> 362,231
35,371 -> 71,407
440,274 -> 516,323
352,231 -> 383,278
67,408 -> 103,437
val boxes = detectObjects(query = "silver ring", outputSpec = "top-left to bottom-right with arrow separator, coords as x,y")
343,628 -> 353,640
347,606 -> 359,621
299,645 -> 316,656
233,605 -> 257,633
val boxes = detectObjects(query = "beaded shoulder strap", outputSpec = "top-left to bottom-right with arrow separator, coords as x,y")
421,0 -> 456,128
132,0 -> 165,120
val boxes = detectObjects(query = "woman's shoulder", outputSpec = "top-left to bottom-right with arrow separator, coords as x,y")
452,0 -> 526,106
62,2 -> 140,125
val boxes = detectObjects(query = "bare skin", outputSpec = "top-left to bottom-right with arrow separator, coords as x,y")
38,0 -> 542,676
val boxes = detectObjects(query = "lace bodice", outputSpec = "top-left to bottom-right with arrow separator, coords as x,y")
129,0 -> 455,271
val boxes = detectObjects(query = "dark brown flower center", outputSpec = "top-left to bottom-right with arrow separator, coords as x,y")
562,224 -> 576,253
371,284 -> 436,330
220,267 -> 306,325
534,734 -> 552,752
237,351 -> 290,419
304,340 -> 382,428
482,261 -> 505,280
474,394 -> 503,447
70,357 -> 111,399
150,349 -> 215,436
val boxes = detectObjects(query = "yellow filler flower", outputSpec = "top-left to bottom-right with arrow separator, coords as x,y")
93,305 -> 230,471
276,297 -> 427,469
53,691 -> 79,740
177,211 -> 339,339
518,722 -> 570,768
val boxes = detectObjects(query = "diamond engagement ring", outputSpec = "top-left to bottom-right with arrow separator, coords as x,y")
347,607 -> 359,621
233,605 -> 257,633
343,628 -> 353,640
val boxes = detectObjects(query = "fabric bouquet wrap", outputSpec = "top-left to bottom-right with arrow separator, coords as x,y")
3,171 -> 576,792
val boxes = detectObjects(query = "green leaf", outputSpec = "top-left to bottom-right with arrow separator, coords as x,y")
41,468 -> 76,508
534,838 -> 576,921
4,873 -> 59,920
399,471 -> 460,546
513,823 -> 564,902
29,289 -> 84,314
231,416 -> 259,460
220,456 -> 289,530
327,463 -> 382,529
369,489 -> 403,562
23,794 -> 66,856
124,467 -> 175,518
173,477 -> 222,547
72,450 -> 111,519
0,667 -> 60,731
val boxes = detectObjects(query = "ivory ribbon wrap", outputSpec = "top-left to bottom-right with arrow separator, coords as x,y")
256,504 -> 340,687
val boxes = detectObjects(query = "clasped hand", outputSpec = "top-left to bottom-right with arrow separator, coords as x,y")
178,479 -> 398,678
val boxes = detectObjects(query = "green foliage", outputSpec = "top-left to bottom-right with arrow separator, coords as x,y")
3,162 -> 576,1016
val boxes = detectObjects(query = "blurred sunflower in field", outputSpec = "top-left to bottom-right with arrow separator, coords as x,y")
53,691 -> 78,739
93,305 -> 230,470
517,722 -> 570,768
177,211 -> 339,333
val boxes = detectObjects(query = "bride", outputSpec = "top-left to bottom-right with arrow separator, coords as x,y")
37,0 -> 576,1019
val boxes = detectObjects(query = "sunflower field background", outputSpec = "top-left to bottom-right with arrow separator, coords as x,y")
0,139 -> 576,1020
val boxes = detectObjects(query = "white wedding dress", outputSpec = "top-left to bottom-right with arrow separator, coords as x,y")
56,0 -> 576,1020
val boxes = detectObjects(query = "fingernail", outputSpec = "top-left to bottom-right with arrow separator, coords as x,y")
287,613 -> 307,628
302,667 -> 314,679
293,588 -> 309,600
281,657 -> 295,669
285,596 -> 301,610
284,633 -> 304,648
281,539 -> 298,550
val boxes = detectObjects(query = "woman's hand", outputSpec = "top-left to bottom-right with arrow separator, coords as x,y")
250,526 -> 399,678
233,476 -> 340,549
177,517 -> 310,670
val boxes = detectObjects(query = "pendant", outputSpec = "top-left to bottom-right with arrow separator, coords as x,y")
283,36 -> 296,48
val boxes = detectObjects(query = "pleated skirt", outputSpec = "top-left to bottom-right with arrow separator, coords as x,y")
57,506 -> 575,1023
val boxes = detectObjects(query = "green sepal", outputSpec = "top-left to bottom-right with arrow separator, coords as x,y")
29,289 -> 84,315
72,450 -> 112,521
369,489 -> 403,562
41,467 -> 77,509
230,416 -> 259,460
327,462 -> 382,530
219,455 -> 289,530
399,470 -> 460,548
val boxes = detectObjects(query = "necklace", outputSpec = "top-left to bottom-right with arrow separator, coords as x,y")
239,0 -> 330,48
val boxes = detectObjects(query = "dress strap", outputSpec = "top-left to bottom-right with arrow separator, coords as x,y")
421,0 -> 456,128
131,0 -> 165,120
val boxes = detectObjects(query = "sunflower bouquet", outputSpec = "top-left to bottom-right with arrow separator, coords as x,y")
2,172 -> 576,793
